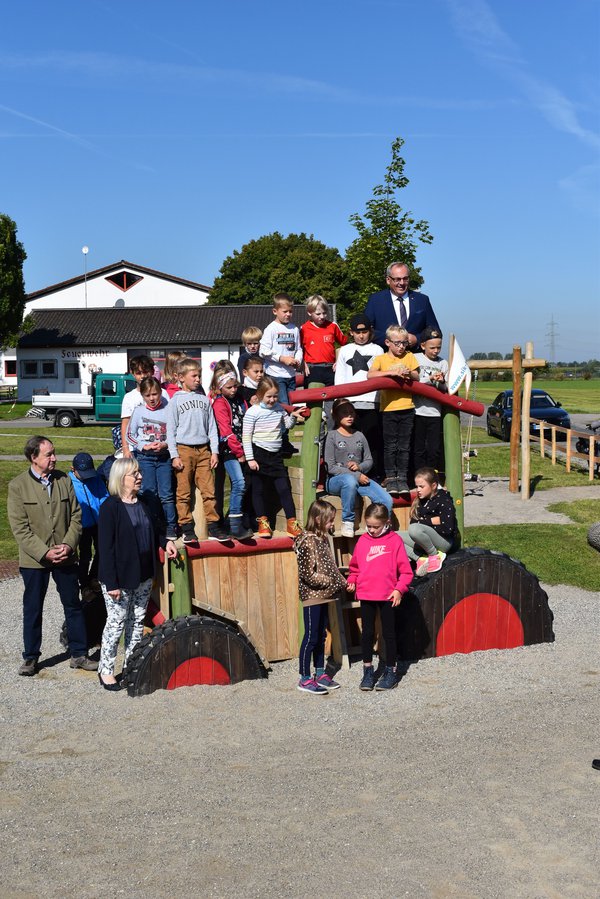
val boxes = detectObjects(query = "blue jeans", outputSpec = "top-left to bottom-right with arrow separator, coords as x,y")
21,565 -> 87,660
224,458 -> 247,516
326,473 -> 392,523
215,458 -> 248,519
274,376 -> 297,405
135,451 -> 177,533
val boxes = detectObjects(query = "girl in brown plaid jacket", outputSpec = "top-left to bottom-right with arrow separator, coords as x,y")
294,499 -> 347,695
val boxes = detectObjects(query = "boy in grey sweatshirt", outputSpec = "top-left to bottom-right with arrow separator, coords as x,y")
166,359 -> 228,543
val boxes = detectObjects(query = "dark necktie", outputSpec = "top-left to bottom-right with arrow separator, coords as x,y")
397,295 -> 407,329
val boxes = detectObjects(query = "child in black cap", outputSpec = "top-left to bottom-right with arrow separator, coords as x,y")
69,452 -> 109,600
334,313 -> 385,480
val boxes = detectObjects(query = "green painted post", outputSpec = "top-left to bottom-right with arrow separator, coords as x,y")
300,387 -> 324,519
170,549 -> 193,618
443,408 -> 464,546
297,386 -> 324,643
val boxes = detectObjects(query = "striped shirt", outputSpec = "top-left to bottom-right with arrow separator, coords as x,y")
242,403 -> 295,461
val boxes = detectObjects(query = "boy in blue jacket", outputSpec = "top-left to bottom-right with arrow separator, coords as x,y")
69,452 -> 108,599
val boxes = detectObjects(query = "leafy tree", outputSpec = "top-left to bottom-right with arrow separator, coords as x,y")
487,352 -> 503,360
208,232 -> 357,321
345,137 -> 433,305
0,214 -> 27,345
469,352 -> 488,360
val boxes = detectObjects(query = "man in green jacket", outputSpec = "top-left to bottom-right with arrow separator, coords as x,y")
7,435 -> 97,676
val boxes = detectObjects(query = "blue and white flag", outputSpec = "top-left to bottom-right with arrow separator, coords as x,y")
448,338 -> 472,396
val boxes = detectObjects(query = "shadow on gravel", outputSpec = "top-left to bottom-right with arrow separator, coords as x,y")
529,474 -> 545,495
38,651 -> 70,670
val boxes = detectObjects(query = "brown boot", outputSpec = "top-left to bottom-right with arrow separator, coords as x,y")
257,516 -> 272,539
287,518 -> 303,538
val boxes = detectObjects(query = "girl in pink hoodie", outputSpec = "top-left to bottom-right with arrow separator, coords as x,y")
347,502 -> 413,692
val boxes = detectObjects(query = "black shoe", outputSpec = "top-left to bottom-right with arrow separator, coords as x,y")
98,673 -> 122,692
182,528 -> 199,545
386,478 -> 400,497
207,522 -> 232,542
281,439 -> 298,458
229,516 -> 254,540
375,666 -> 398,691
18,658 -> 38,677
359,665 -> 377,691
396,481 -> 410,495
70,656 -> 98,671
592,759 -> 600,771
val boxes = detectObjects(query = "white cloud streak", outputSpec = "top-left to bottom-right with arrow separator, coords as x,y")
444,0 -> 600,151
0,103 -> 98,151
0,103 -> 156,173
0,50 -> 512,111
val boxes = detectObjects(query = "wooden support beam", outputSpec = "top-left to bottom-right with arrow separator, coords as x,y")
468,358 -> 546,370
521,341 -> 533,500
509,345 -> 522,493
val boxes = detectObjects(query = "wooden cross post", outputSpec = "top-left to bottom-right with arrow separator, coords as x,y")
466,347 -> 546,498
509,345 -> 522,494
521,342 -> 534,500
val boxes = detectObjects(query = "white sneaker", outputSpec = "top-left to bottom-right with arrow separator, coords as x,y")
340,522 -> 354,538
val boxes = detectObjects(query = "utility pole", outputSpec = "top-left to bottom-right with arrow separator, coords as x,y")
82,246 -> 89,308
545,315 -> 558,367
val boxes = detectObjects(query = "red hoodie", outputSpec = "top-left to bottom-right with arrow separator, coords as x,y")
347,528 -> 413,601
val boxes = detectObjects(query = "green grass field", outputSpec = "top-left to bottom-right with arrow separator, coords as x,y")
466,441 -> 597,488
0,429 -> 114,456
465,500 -> 600,591
464,379 -> 600,413
0,402 -> 32,420
0,460 -> 28,561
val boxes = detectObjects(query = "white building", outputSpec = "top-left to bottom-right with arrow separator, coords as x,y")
10,260 -> 309,400
1,260 -> 209,396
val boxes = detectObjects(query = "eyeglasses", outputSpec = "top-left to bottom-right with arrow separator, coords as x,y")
126,471 -> 143,478
388,276 -> 409,283
389,339 -> 409,347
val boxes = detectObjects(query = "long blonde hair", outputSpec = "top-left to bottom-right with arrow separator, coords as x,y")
410,467 -> 440,519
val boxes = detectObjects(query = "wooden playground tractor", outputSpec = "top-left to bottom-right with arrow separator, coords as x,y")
124,377 -> 554,697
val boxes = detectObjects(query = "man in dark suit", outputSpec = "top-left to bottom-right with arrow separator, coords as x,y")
365,262 -> 440,349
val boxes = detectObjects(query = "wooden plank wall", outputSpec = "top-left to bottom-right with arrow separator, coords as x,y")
190,548 -> 300,663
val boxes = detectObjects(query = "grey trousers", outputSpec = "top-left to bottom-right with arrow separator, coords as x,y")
399,523 -> 453,561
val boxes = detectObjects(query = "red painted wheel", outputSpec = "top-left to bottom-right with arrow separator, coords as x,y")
396,547 -> 554,660
124,615 -> 266,697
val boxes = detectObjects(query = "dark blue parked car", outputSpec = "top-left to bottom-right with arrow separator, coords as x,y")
486,389 -> 571,441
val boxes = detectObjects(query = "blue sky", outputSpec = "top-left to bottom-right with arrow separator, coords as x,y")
1,0 -> 599,362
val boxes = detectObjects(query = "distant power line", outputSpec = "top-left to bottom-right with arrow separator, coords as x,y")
545,316 -> 558,366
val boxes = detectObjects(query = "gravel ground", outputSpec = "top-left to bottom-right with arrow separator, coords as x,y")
1,570 -> 599,898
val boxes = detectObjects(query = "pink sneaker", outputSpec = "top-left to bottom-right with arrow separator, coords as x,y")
415,550 -> 446,577
415,556 -> 428,576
